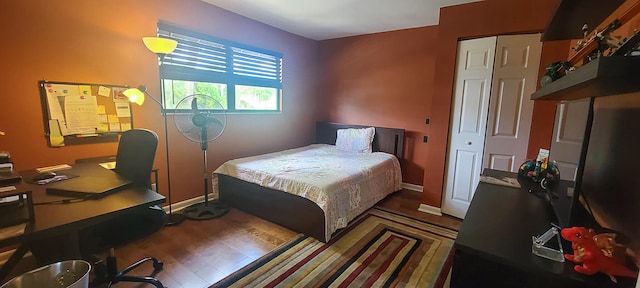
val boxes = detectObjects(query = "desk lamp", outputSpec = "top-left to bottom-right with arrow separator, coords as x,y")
123,36 -> 185,226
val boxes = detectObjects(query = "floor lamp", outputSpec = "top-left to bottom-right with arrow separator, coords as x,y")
124,85 -> 185,226
123,36 -> 185,226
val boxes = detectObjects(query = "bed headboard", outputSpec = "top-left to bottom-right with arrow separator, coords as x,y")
315,122 -> 405,159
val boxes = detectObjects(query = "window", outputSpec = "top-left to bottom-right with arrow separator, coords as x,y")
157,22 -> 282,113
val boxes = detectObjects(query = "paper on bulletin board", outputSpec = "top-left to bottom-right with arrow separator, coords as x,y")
78,85 -> 91,97
98,86 -> 111,97
64,95 -> 98,134
115,102 -> 131,117
42,83 -> 79,135
48,119 -> 65,147
97,123 -> 109,133
120,122 -> 131,132
109,122 -> 121,132
96,105 -> 106,114
112,87 -> 128,103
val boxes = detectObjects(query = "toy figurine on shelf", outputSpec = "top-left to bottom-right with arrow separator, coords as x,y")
518,149 -> 560,192
540,61 -> 574,87
561,226 -> 638,283
573,23 -> 591,52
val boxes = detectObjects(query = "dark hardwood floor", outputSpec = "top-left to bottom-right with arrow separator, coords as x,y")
7,189 -> 461,288
376,189 -> 461,231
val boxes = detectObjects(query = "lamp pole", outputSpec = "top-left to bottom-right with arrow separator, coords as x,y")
130,36 -> 183,225
139,86 -> 185,226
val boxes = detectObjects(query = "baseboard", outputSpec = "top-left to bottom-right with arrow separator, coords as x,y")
402,183 -> 443,216
162,194 -> 210,213
402,182 -> 422,192
418,203 -> 442,216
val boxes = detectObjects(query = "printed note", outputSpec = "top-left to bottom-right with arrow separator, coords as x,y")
97,123 -> 109,133
42,83 -> 80,135
120,122 -> 132,132
115,102 -> 131,117
109,122 -> 121,132
112,87 -> 128,103
98,86 -> 111,97
64,95 -> 98,134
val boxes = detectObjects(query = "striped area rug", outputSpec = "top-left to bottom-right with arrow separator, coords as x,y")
211,208 -> 457,288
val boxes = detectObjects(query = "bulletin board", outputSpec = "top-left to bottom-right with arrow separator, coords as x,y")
39,80 -> 134,147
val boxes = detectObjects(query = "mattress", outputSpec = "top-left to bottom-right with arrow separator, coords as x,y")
212,144 -> 402,240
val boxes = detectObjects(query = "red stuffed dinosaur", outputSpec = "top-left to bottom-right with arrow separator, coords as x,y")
561,226 -> 638,283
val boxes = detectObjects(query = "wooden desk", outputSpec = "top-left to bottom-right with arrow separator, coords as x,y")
451,169 -> 636,287
74,155 -> 160,192
0,163 -> 165,282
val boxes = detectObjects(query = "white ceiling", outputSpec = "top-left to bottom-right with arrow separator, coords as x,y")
202,0 -> 483,40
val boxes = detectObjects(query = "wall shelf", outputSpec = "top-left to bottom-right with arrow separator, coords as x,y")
531,56 -> 640,101
541,0 -> 624,41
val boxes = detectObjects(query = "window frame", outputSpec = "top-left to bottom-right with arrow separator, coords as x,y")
156,21 -> 283,114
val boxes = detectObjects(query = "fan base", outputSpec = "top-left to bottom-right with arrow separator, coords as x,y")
164,213 -> 186,226
183,200 -> 229,220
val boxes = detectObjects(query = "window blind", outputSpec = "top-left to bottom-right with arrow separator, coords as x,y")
157,22 -> 282,88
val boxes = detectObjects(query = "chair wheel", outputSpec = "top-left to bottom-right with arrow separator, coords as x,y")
153,260 -> 164,270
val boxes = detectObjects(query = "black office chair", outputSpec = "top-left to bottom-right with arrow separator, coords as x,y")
114,128 -> 158,188
95,129 -> 166,288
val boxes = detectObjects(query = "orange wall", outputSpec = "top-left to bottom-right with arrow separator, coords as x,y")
316,0 -> 569,206
423,0 -> 564,207
1,0 -> 319,203
318,26 -> 439,185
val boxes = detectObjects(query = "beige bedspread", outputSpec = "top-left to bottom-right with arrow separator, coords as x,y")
211,144 -> 402,240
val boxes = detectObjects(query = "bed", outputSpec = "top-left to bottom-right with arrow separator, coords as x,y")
213,122 -> 404,242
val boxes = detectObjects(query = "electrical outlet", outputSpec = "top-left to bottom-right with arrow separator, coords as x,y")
425,118 -> 430,124
423,136 -> 428,143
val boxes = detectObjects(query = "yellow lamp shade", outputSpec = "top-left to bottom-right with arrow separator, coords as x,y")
123,88 -> 145,106
142,37 -> 178,55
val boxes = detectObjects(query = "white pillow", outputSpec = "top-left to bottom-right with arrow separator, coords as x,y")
335,127 -> 375,153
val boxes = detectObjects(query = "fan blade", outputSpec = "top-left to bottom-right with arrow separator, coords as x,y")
206,116 -> 224,126
191,97 -> 199,111
184,125 -> 201,135
174,115 -> 192,130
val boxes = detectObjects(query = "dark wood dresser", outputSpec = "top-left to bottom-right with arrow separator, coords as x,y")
451,169 -> 637,288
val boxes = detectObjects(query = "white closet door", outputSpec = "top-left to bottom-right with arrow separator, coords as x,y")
483,34 -> 542,172
443,34 -> 543,219
442,36 -> 496,219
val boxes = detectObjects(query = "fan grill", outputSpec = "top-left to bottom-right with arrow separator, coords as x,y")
173,94 -> 226,144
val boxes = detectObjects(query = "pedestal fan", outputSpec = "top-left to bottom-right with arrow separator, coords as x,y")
174,94 -> 229,220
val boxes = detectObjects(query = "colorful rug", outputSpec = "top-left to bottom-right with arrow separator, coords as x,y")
210,208 -> 457,288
